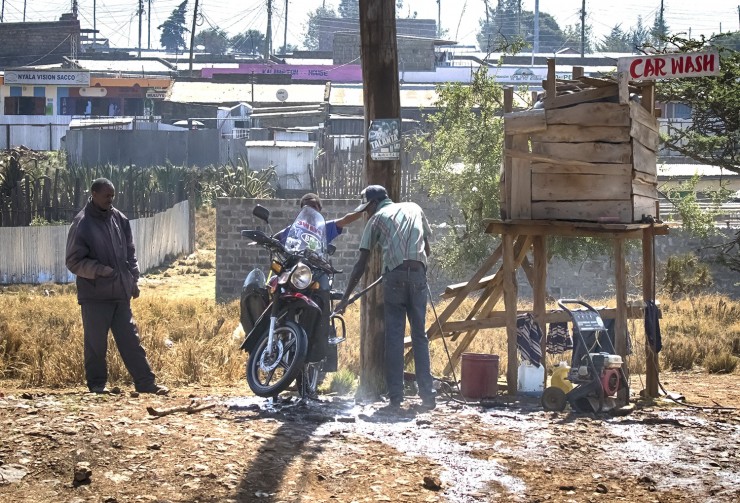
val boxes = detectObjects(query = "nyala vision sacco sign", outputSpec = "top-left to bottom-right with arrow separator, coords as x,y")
618,50 -> 720,80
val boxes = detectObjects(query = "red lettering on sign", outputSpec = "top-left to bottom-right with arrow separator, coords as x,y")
630,58 -> 643,79
654,58 -> 666,76
685,56 -> 696,73
671,57 -> 683,74
702,54 -> 715,73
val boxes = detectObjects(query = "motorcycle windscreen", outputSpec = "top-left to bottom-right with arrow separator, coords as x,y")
284,206 -> 328,261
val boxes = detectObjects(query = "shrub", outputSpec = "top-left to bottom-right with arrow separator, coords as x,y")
328,368 -> 357,395
662,253 -> 713,298
661,340 -> 698,371
703,353 -> 738,374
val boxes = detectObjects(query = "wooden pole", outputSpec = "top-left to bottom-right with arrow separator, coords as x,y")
643,228 -> 659,397
614,238 -> 627,358
357,0 -> 401,400
503,233 -> 518,394
189,0 -> 200,75
532,235 -> 547,388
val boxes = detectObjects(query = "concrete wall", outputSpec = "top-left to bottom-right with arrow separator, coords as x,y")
217,197 -> 740,303
333,33 -> 436,72
316,17 -> 437,52
0,17 -> 80,67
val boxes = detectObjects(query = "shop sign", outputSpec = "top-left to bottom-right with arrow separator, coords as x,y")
146,91 -> 167,99
79,87 -> 107,97
618,51 -> 720,80
4,70 -> 90,85
368,118 -> 401,161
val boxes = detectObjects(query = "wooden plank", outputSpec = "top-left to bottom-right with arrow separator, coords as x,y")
510,134 -> 531,219
532,235 -> 547,389
572,66 -> 584,79
632,180 -> 658,199
547,85 -> 619,110
633,170 -> 657,186
484,218 -> 669,233
629,101 -> 659,133
504,86 -> 514,113
531,200 -> 633,223
427,243 -> 504,338
633,139 -> 657,177
618,70 -> 630,105
576,76 -> 617,88
504,110 -> 547,134
614,238 -> 628,359
545,58 -> 556,101
532,173 -> 631,201
502,88 -> 515,219
502,234 -> 518,395
531,162 -> 631,177
546,102 -> 630,127
442,307 -> 646,332
633,194 -> 658,221
630,118 -> 660,152
506,148 -> 609,168
643,228 -> 659,398
531,125 -> 630,144
532,141 -> 633,164
641,82 -> 655,114
442,245 -> 504,298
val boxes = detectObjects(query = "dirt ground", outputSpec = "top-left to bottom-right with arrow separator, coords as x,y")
2,254 -> 740,502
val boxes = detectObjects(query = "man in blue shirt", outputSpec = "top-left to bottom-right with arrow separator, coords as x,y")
274,193 -> 363,245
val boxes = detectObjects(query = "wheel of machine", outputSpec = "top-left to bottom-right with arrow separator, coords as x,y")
541,386 -> 567,412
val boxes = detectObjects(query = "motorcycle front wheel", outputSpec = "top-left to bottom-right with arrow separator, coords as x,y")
246,320 -> 308,397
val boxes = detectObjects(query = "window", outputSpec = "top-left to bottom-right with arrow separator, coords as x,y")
4,97 -> 46,115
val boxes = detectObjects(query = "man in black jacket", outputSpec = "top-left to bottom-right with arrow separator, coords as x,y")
66,178 -> 167,395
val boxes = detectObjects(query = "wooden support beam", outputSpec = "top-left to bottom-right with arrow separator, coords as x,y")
532,236 -> 547,388
442,244 -> 503,298
614,238 -> 628,359
643,227 -> 659,398
484,219 -> 670,239
641,82 -> 655,114
503,234 -> 518,394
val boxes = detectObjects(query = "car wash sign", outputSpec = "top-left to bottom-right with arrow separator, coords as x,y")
618,50 -> 719,80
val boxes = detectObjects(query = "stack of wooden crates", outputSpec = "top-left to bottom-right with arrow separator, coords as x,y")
501,62 -> 660,223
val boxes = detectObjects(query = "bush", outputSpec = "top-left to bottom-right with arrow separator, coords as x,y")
662,253 -> 713,298
328,368 -> 357,395
661,340 -> 699,371
703,353 -> 738,374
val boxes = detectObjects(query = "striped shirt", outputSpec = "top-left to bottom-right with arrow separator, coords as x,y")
359,199 -> 432,272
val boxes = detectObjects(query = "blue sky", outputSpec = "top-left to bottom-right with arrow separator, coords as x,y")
6,0 -> 739,50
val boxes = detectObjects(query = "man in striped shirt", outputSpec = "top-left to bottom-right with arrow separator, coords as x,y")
336,185 -> 436,410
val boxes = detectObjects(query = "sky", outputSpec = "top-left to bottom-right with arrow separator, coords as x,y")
3,0 -> 739,51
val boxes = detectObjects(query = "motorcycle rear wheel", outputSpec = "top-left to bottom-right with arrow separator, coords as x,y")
247,320 -> 308,397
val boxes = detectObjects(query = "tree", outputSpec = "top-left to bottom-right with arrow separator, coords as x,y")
597,24 -> 633,53
194,27 -> 229,55
338,0 -> 359,19
651,9 -> 669,47
302,6 -> 336,50
562,22 -> 594,54
477,2 -> 567,54
158,0 -> 189,52
230,29 -> 266,56
656,34 -> 740,173
629,15 -> 651,49
413,68 -> 506,275
277,43 -> 298,54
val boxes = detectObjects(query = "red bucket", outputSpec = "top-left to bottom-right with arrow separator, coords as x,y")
461,353 -> 499,399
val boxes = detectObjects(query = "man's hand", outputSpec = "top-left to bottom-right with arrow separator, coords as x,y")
132,283 -> 141,299
99,265 -> 115,278
334,299 -> 349,315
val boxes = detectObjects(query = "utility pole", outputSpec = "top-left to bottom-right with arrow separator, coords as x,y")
138,0 -> 143,58
93,0 -> 96,44
2,0 -> 5,22
265,0 -> 273,59
148,0 -> 152,49
358,0 -> 401,399
580,0 -> 586,58
23,0 -> 26,22
283,0 -> 288,54
189,0 -> 200,75
71,0 -> 79,60
533,0 -> 539,58
437,0 -> 441,37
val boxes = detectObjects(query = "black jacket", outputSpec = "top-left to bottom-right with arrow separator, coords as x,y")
65,199 -> 139,303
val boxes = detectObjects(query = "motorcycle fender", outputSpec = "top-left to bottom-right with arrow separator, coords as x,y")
239,297 -> 320,353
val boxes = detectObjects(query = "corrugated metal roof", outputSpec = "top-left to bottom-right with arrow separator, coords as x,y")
658,164 -> 739,178
329,84 -> 439,108
75,59 -> 175,74
167,81 -> 327,104
246,140 -> 316,147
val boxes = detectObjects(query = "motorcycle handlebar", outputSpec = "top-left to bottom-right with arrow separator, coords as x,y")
241,229 -> 339,275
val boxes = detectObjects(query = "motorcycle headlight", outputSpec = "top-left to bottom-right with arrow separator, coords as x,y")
290,262 -> 312,290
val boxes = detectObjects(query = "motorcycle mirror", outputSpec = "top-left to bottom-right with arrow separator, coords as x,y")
327,244 -> 336,256
252,205 -> 270,223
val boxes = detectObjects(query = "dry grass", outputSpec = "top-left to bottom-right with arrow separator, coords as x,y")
196,206 -> 217,250
2,281 -> 738,389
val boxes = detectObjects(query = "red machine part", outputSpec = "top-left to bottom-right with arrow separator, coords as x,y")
601,369 -> 620,396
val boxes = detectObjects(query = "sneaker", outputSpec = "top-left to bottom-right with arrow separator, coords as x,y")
137,384 -> 169,396
89,386 -> 110,394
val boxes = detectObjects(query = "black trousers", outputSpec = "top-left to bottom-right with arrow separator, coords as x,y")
81,302 -> 156,391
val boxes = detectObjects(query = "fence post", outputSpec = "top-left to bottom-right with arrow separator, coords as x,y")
5,125 -> 10,150
49,123 -> 53,150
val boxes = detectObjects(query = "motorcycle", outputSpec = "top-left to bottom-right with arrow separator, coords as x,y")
239,204 -> 347,398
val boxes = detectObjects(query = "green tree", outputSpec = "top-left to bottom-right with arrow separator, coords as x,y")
413,69 -> 506,275
158,0 -> 189,52
656,34 -> 740,173
651,10 -> 669,47
338,0 -> 359,19
303,6 -> 336,50
477,2 -> 567,54
230,29 -> 266,55
194,27 -> 229,55
562,22 -> 594,53
277,43 -> 299,54
597,24 -> 633,53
